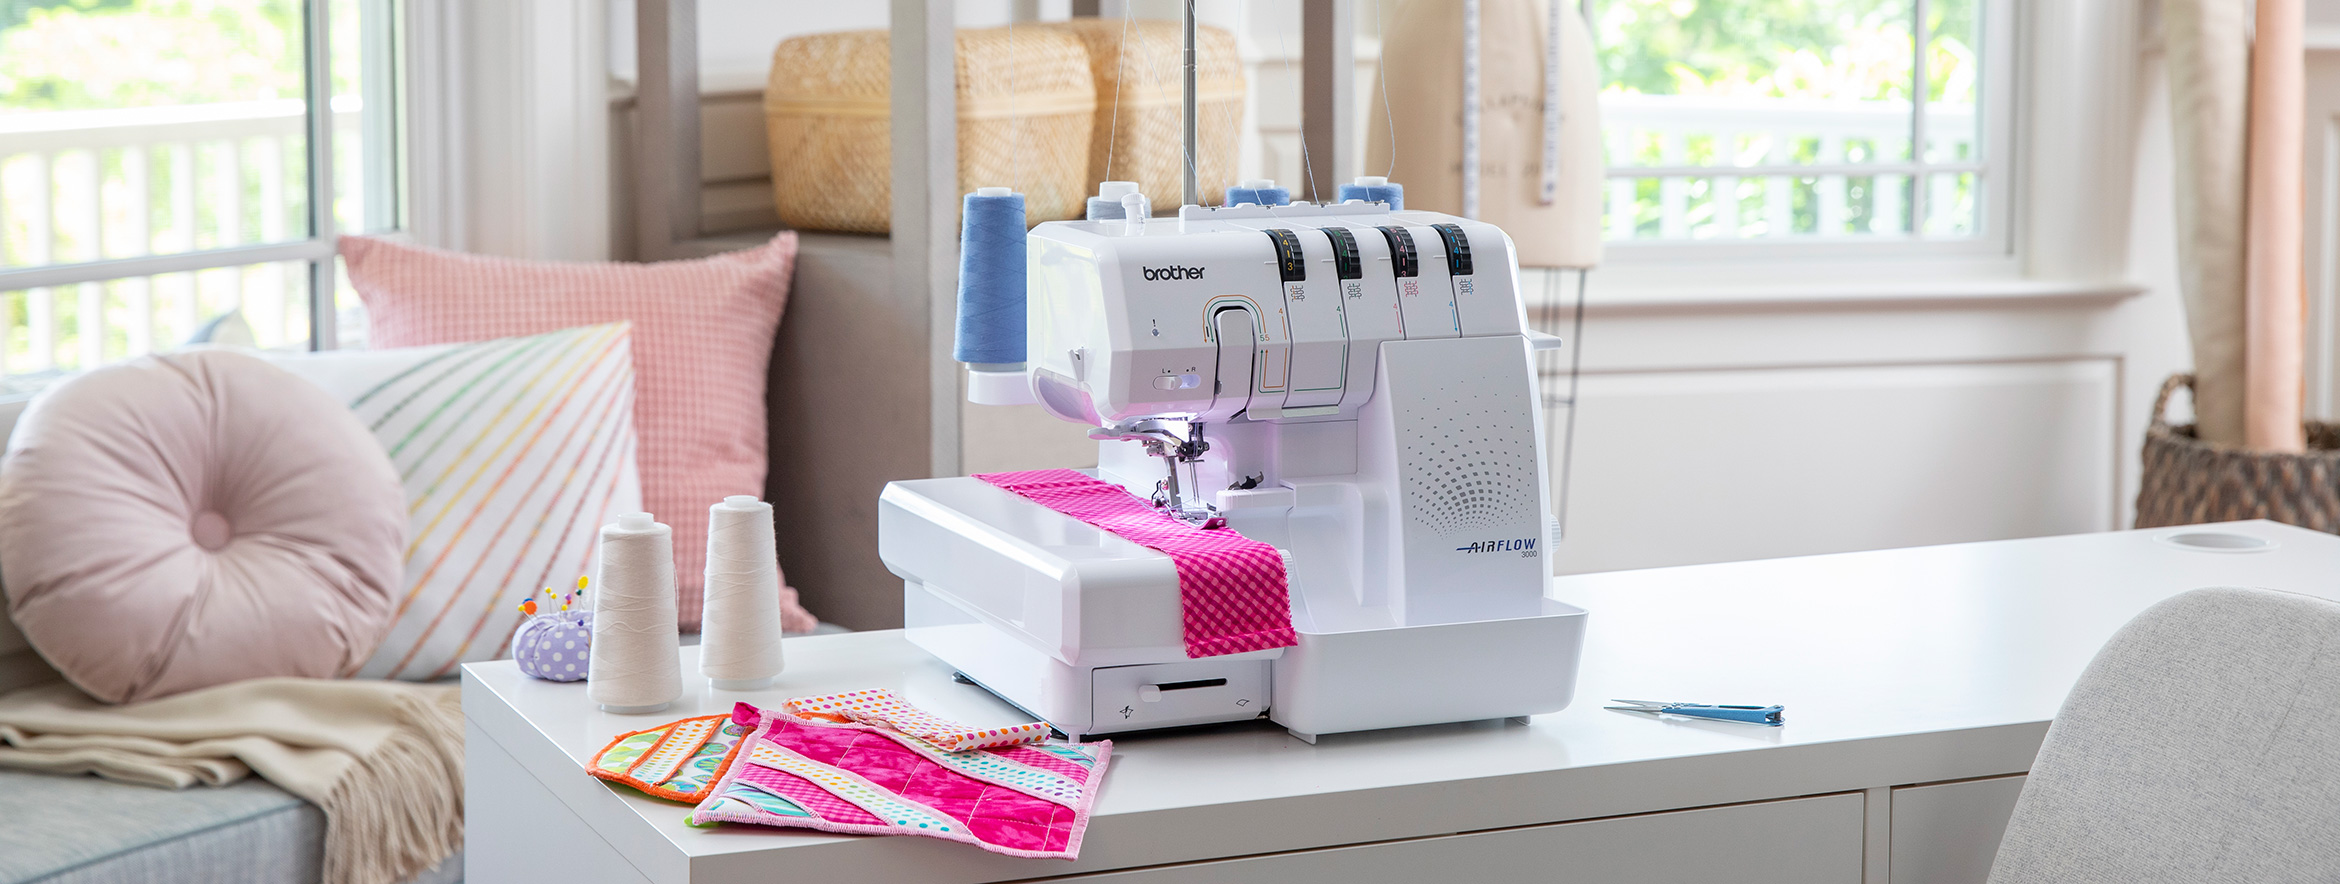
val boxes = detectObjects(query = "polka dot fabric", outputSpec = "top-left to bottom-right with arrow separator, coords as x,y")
689,702 -> 1112,859
340,234 -> 814,632
784,688 -> 1050,751
512,610 -> 593,681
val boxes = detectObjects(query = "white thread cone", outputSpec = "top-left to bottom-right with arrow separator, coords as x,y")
701,496 -> 785,690
587,513 -> 683,713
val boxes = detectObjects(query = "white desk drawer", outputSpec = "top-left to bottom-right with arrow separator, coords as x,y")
1891,775 -> 2027,884
1056,792 -> 1866,884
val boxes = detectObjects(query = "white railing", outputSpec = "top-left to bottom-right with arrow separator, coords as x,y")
1599,94 -> 1978,241
0,98 -> 358,389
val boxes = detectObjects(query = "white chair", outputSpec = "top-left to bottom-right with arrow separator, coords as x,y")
1988,586 -> 2340,883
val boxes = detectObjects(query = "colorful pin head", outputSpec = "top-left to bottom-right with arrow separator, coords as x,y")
517,598 -> 538,616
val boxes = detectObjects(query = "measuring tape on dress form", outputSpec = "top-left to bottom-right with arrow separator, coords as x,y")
1461,0 -> 1481,219
1539,0 -> 1563,205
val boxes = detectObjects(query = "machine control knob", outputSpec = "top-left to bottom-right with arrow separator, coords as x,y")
1266,229 -> 1307,282
1432,222 -> 1474,276
1377,226 -> 1420,278
1138,685 -> 1162,703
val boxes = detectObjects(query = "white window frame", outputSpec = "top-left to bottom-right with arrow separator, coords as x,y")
0,0 -> 400,353
1600,0 -> 2021,271
1589,0 -> 2145,301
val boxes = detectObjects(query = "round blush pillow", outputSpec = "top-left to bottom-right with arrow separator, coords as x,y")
0,350 -> 406,703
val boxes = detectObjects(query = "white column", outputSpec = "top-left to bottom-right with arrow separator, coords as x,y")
1658,132 -> 1688,239
1764,133 -> 1793,236
27,152 -> 54,371
216,139 -> 244,250
1712,132 -> 1739,238
1816,134 -> 1845,235
256,136 -> 287,344
123,147 -> 153,356
73,150 -> 103,368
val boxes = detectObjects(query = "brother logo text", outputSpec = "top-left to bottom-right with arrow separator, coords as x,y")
1141,265 -> 1206,281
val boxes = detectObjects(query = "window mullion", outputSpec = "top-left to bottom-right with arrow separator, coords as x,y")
304,0 -> 339,351
1909,0 -> 1930,238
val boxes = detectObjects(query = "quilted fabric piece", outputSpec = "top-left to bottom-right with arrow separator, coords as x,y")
975,469 -> 1295,657
690,703 -> 1111,859
589,713 -> 752,802
784,689 -> 1049,751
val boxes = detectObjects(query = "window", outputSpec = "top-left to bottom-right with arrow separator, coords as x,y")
1593,0 -> 2009,254
0,0 -> 399,394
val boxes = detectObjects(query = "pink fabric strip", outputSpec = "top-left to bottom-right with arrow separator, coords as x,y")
974,469 -> 1296,658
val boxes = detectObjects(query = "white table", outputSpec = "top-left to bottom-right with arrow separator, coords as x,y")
464,520 -> 2340,884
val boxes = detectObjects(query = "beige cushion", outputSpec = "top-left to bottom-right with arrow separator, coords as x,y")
0,351 -> 406,703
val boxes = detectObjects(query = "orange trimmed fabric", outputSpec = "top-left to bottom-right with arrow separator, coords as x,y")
589,713 -> 753,802
782,689 -> 1050,752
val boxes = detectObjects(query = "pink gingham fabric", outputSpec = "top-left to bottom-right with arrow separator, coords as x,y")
974,469 -> 1296,657
340,234 -> 812,631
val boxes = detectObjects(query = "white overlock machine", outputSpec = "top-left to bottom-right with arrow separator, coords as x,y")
877,178 -> 1588,743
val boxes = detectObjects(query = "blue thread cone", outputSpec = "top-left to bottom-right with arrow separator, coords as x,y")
1337,177 -> 1404,210
955,189 -> 1027,366
1224,180 -> 1292,207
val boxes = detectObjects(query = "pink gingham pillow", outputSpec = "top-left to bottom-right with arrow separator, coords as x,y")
341,234 -> 814,631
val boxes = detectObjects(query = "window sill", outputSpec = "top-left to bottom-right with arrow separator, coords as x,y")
1526,263 -> 2144,313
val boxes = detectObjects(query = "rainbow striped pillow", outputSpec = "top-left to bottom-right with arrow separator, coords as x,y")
265,323 -> 642,680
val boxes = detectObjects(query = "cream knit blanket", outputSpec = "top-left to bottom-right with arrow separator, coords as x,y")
0,677 -> 462,884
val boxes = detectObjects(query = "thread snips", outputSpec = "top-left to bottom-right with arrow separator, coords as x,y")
1607,699 -> 1785,726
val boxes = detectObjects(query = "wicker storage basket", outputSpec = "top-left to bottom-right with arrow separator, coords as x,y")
1045,19 -> 1243,210
764,27 -> 1095,233
2135,373 -> 2340,531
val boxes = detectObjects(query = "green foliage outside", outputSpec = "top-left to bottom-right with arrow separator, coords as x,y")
0,0 -> 305,112
1592,0 -> 1974,102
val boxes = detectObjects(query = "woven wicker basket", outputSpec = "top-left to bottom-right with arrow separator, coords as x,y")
2135,373 -> 2340,531
764,27 -> 1095,233
1045,19 -> 1243,210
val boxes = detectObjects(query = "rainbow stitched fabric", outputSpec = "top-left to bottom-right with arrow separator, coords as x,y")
589,713 -> 752,802
975,469 -> 1296,658
784,689 -> 1050,751
690,703 -> 1111,860
268,323 -> 643,680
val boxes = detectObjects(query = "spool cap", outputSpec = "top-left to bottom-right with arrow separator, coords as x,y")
618,512 -> 654,531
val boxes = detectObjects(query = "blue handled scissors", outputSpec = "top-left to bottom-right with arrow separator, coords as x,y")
1607,699 -> 1785,726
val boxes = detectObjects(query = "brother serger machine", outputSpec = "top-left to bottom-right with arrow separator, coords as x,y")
878,191 -> 1587,742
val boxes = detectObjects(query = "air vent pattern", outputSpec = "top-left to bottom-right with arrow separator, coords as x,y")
1398,383 -> 1539,537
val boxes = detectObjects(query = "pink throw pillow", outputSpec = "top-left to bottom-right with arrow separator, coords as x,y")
0,351 -> 407,702
341,234 -> 814,631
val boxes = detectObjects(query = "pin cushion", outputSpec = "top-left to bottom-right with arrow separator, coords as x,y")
513,610 -> 593,682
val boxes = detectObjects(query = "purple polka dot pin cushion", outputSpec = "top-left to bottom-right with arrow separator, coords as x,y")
512,580 -> 593,682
